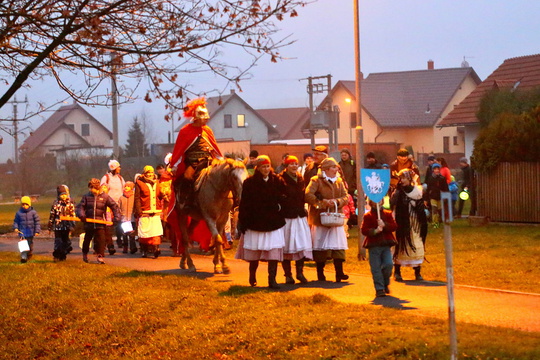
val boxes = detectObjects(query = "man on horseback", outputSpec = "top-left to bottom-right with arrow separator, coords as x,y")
169,97 -> 223,210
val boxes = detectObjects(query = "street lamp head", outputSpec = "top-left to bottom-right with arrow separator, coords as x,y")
345,98 -> 352,104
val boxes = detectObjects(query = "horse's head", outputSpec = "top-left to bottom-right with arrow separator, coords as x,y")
223,158 -> 247,205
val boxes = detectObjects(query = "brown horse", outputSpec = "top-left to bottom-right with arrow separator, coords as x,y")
175,158 -> 247,273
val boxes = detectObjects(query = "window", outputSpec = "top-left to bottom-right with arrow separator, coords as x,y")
350,112 -> 357,128
67,124 -> 75,130
453,136 -> 458,146
237,114 -> 245,128
81,123 -> 90,136
443,136 -> 450,154
224,114 -> 232,128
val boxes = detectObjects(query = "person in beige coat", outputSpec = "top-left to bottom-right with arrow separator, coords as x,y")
305,157 -> 350,282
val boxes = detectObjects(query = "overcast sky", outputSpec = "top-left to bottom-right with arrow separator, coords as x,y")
1,0 -> 539,163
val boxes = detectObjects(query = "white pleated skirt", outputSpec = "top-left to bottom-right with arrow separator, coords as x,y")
311,225 -> 348,251
235,227 -> 285,261
283,217 -> 313,261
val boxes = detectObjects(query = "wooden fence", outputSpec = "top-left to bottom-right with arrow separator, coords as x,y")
477,162 -> 540,223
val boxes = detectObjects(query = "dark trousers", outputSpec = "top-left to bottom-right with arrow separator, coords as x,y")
83,225 -> 106,256
53,229 -> 72,260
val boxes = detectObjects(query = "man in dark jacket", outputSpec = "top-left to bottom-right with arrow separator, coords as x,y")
365,151 -> 382,169
303,145 -> 328,182
426,164 -> 449,227
457,157 -> 475,217
76,178 -> 121,264
339,148 -> 357,195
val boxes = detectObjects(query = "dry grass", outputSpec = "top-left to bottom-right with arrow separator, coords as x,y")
0,252 -> 539,359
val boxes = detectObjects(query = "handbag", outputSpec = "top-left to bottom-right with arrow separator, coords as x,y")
320,203 -> 346,227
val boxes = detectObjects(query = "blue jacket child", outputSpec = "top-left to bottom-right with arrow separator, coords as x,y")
13,196 -> 41,262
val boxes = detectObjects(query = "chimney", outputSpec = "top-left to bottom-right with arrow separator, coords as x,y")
427,59 -> 434,70
230,89 -> 235,94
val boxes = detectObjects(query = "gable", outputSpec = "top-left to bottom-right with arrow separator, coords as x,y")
255,107 -> 310,140
440,53 -> 540,127
20,102 -> 112,153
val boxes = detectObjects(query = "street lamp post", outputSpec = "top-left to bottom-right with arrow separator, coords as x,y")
353,0 -> 366,260
345,98 -> 352,148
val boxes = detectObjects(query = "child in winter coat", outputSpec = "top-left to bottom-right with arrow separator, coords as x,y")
118,181 -> 137,254
361,198 -> 398,298
13,196 -> 41,263
48,185 -> 75,261
76,178 -> 121,264
342,193 -> 356,238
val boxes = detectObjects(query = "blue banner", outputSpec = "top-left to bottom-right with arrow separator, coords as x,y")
360,169 -> 390,203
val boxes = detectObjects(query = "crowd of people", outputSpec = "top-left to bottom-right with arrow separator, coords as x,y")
11,97 -> 475,298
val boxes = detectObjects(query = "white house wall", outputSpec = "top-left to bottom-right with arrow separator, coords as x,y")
209,99 -> 269,143
63,109 -> 111,147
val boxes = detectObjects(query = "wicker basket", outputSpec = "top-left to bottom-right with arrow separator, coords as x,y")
320,203 -> 345,227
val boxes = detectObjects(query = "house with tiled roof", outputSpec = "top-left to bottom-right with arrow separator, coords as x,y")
255,107 -> 311,140
316,62 -> 482,157
20,102 -> 112,159
439,54 -> 540,159
176,90 -> 280,144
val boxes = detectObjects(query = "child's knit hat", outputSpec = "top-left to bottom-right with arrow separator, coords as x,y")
57,184 -> 69,197
21,196 -> 31,206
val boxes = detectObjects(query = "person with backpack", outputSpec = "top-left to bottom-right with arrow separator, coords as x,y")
101,159 -> 125,248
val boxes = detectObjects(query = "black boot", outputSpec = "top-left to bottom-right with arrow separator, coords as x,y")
154,245 -> 160,259
267,260 -> 280,289
316,261 -> 326,281
141,244 -> 148,258
295,259 -> 308,284
282,260 -> 295,284
334,259 -> 349,283
394,264 -> 403,281
414,266 -> 424,281
249,260 -> 258,287
108,244 -> 116,256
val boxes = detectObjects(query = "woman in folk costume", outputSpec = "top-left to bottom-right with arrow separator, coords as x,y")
134,166 -> 164,259
235,155 -> 286,289
305,157 -> 350,283
277,155 -> 312,284
390,168 -> 428,281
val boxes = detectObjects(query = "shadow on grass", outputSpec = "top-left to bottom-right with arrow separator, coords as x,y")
371,295 -> 417,310
400,280 -> 446,288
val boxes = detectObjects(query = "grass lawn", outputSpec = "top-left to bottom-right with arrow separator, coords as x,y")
1,253 -> 539,360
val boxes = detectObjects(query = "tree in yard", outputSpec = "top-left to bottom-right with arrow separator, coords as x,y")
124,116 -> 149,157
473,87 -> 540,172
0,0 -> 306,119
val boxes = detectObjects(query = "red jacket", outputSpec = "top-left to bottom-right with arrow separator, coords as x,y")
361,208 -> 398,248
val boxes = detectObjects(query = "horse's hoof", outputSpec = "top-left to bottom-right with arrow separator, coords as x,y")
214,265 -> 223,274
222,265 -> 231,274
179,260 -> 187,269
188,265 -> 197,273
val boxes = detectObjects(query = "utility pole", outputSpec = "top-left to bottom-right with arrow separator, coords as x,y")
302,75 -> 332,149
111,53 -> 120,159
7,95 -> 28,164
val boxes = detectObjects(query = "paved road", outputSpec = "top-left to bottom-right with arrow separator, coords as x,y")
1,236 -> 539,333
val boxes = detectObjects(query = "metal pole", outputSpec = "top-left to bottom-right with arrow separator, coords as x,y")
441,192 -> 458,360
353,0 -> 365,260
111,54 -> 119,159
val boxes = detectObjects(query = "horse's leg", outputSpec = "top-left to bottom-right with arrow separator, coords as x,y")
178,212 -> 196,272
